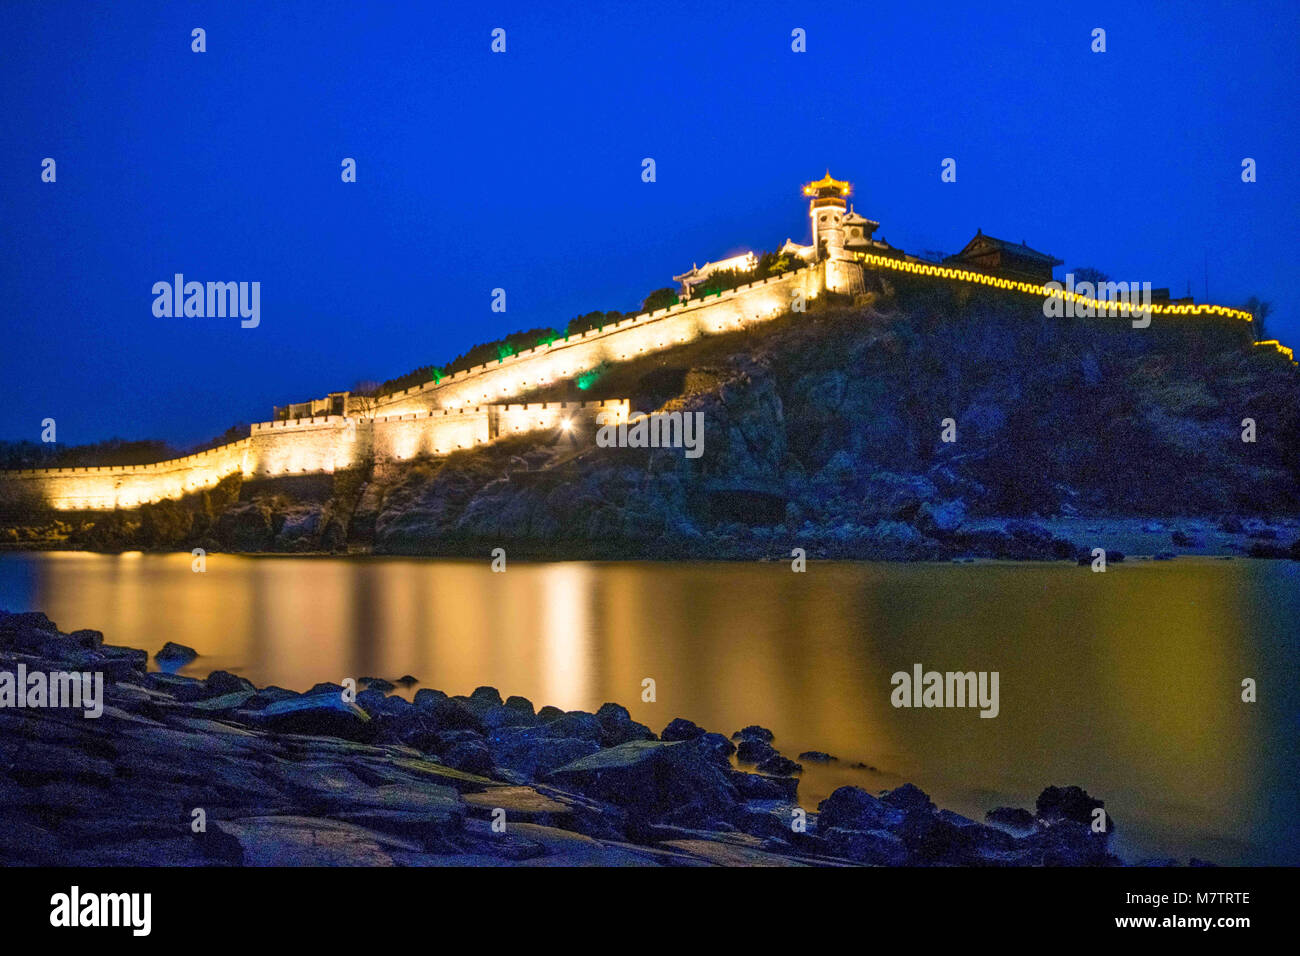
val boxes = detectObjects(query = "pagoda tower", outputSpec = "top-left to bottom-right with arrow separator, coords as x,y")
803,170 -> 852,260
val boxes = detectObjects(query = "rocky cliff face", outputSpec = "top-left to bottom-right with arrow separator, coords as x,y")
360,287 -> 1299,559
18,286 -> 1300,560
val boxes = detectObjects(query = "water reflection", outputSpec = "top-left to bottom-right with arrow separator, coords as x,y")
0,551 -> 1295,865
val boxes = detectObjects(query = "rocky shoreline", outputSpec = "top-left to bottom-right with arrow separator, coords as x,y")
1,609 -> 1210,866
4,512 -> 1300,563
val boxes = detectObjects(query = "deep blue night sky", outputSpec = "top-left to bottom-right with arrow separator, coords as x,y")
2,0 -> 1297,447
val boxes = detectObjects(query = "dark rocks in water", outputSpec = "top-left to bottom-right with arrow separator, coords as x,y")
1219,515 -> 1244,533
661,717 -> 706,742
259,693 -> 374,741
357,689 -> 413,718
986,806 -> 1038,835
595,702 -> 656,747
488,727 -> 600,780
735,739 -> 777,764
470,686 -> 504,707
306,682 -> 347,697
1021,820 -> 1114,866
413,688 -> 448,710
360,677 -> 395,692
206,670 -> 255,696
1035,785 -> 1109,829
154,641 -> 198,667
539,711 -> 603,743
480,703 -> 537,731
1002,521 -> 1077,560
694,732 -> 737,766
68,628 -> 105,649
504,695 -> 535,718
548,739 -> 740,831
395,675 -> 419,687
755,754 -> 802,776
915,499 -> 966,537
536,705 -> 566,721
0,610 -> 59,640
147,672 -> 208,701
731,724 -> 774,743
817,787 -> 894,832
428,698 -> 487,735
881,783 -> 935,814
798,750 -> 837,762
729,769 -> 799,802
0,607 -> 1161,867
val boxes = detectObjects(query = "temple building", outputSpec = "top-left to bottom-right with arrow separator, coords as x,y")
943,230 -> 1063,284
673,251 -> 759,297
781,171 -> 894,262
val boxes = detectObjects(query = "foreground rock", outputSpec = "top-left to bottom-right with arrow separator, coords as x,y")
0,609 -> 1186,866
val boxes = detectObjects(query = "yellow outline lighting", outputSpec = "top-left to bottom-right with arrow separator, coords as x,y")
854,253 -> 1257,324
803,171 -> 851,197
1254,339 -> 1296,363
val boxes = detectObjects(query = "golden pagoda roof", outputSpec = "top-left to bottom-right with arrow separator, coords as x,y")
802,170 -> 851,197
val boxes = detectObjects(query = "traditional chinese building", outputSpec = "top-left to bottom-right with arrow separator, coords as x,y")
943,230 -> 1063,284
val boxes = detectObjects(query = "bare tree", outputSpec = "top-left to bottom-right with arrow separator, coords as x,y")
349,381 -> 382,420
1243,297 -> 1272,341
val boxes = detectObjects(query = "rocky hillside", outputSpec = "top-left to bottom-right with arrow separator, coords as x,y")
10,281 -> 1299,559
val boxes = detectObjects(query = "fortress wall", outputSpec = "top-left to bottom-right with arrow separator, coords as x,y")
0,266 -> 822,513
369,408 -> 492,462
492,399 -> 630,439
373,265 -> 823,416
0,438 -> 251,512
246,416 -> 361,478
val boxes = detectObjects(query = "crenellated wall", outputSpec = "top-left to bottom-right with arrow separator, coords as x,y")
0,259 -> 831,514
0,400 -> 630,513
371,265 -> 825,416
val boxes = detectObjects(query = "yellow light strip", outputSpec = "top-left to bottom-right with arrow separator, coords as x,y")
1254,339 -> 1296,362
855,253 -> 1256,323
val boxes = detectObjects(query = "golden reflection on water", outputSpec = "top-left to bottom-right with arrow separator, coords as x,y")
3,552 -> 1295,865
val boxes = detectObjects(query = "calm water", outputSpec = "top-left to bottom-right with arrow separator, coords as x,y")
1,551 -> 1296,865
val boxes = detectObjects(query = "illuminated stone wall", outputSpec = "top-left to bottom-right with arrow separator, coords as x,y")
0,401 -> 632,512
0,439 -> 252,512
373,265 -> 826,416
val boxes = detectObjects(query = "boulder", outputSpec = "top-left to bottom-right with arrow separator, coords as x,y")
259,693 -> 373,741
816,786 -> 895,831
595,703 -> 656,746
755,754 -> 802,776
488,727 -> 600,780
1035,785 -> 1109,829
661,718 -> 706,742
881,783 -> 935,814
798,750 -> 837,763
915,499 -> 966,536
736,739 -> 777,764
548,740 -> 740,829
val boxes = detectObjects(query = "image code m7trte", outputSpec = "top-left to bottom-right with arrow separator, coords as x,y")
0,0 -> 1294,939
